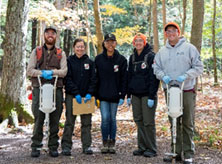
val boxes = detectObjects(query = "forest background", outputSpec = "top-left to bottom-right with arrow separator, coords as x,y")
0,0 -> 222,163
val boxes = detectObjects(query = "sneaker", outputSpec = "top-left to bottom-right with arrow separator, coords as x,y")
163,155 -> 182,162
83,147 -> 93,155
49,150 -> 59,157
143,151 -> 157,158
183,158 -> 194,164
31,149 -> 40,158
133,149 -> 145,156
101,140 -> 109,154
62,148 -> 71,156
108,139 -> 116,154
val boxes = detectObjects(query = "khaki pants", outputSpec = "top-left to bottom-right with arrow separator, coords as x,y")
61,94 -> 92,150
165,90 -> 196,159
31,87 -> 63,151
132,95 -> 157,153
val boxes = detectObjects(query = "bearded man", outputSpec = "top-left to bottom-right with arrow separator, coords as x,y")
27,26 -> 67,158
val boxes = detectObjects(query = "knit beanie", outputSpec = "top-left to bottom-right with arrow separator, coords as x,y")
164,22 -> 181,35
133,33 -> 147,46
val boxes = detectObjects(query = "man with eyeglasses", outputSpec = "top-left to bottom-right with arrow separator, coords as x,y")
27,26 -> 67,158
153,22 -> 203,164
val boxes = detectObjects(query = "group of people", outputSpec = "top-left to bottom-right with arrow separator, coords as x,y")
27,22 -> 203,164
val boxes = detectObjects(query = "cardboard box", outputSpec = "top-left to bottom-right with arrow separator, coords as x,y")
73,97 -> 95,115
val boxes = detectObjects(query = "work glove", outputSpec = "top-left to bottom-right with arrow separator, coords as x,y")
84,93 -> 92,103
41,70 -> 53,80
118,99 -> 124,106
127,98 -> 131,106
95,99 -> 100,108
176,75 -> 187,83
147,99 -> 154,108
75,94 -> 82,104
162,75 -> 171,84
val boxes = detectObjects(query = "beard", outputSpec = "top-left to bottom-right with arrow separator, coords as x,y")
44,36 -> 56,45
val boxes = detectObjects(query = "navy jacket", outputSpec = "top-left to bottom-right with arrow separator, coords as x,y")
95,50 -> 127,103
65,54 -> 96,97
128,44 -> 159,99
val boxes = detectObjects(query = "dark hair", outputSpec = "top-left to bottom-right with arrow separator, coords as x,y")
73,38 -> 86,47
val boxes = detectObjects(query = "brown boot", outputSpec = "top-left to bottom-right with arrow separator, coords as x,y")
108,139 -> 116,154
101,140 -> 109,154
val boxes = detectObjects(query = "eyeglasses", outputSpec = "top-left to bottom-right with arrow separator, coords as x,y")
105,40 -> 116,45
45,31 -> 56,36
166,29 -> 178,34
134,39 -> 144,43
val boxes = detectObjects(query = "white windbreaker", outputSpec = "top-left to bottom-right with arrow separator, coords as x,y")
153,37 -> 203,90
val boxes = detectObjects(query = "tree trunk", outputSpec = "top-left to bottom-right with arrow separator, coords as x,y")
190,0 -> 204,53
63,29 -> 72,56
31,19 -> 37,51
93,0 -> 103,55
147,0 -> 152,44
152,0 -> 159,53
212,0 -> 218,84
0,0 -> 33,124
181,0 -> 187,35
162,0 -> 166,44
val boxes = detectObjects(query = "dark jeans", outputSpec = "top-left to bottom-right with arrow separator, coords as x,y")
62,94 -> 92,150
100,101 -> 118,141
31,87 -> 63,151
132,95 -> 157,154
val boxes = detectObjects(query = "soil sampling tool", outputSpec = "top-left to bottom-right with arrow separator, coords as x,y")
164,81 -> 184,163
37,75 -> 58,151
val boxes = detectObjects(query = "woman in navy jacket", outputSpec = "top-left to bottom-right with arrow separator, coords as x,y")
95,34 -> 127,154
127,33 -> 159,158
61,38 -> 96,155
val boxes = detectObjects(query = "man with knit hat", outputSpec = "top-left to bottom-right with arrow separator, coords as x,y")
153,22 -> 203,164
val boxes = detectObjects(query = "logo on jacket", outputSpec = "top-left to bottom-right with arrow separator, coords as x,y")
84,63 -> 90,70
141,62 -> 147,69
114,65 -> 119,72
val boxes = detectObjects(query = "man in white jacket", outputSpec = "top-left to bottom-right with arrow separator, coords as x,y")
153,22 -> 203,164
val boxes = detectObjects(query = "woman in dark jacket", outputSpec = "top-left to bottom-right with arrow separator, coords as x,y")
127,33 -> 160,157
61,38 -> 96,155
95,34 -> 127,154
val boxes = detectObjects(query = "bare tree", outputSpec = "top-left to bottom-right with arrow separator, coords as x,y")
152,0 -> 159,53
0,0 -> 32,125
93,0 -> 103,54
162,0 -> 166,44
190,0 -> 204,53
181,0 -> 187,35
212,0 -> 218,84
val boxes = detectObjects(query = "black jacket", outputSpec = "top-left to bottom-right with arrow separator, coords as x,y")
95,50 -> 127,103
128,44 -> 159,99
65,54 -> 96,97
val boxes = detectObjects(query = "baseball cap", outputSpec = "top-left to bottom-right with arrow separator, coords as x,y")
44,26 -> 57,33
104,33 -> 116,41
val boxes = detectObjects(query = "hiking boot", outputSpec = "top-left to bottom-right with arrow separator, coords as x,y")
101,140 -> 109,154
133,149 -> 145,156
62,148 -> 71,156
183,158 -> 194,164
49,150 -> 59,157
83,147 -> 93,155
163,155 -> 182,162
108,139 -> 116,154
143,151 -> 157,158
31,149 -> 40,158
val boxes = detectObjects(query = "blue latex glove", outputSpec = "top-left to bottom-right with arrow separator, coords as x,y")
176,75 -> 187,83
127,98 -> 131,106
84,93 -> 92,103
147,99 -> 154,108
41,70 -> 53,80
75,94 -> 82,104
162,75 -> 171,84
118,99 -> 124,106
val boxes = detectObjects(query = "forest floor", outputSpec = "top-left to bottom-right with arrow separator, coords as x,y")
0,75 -> 222,164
